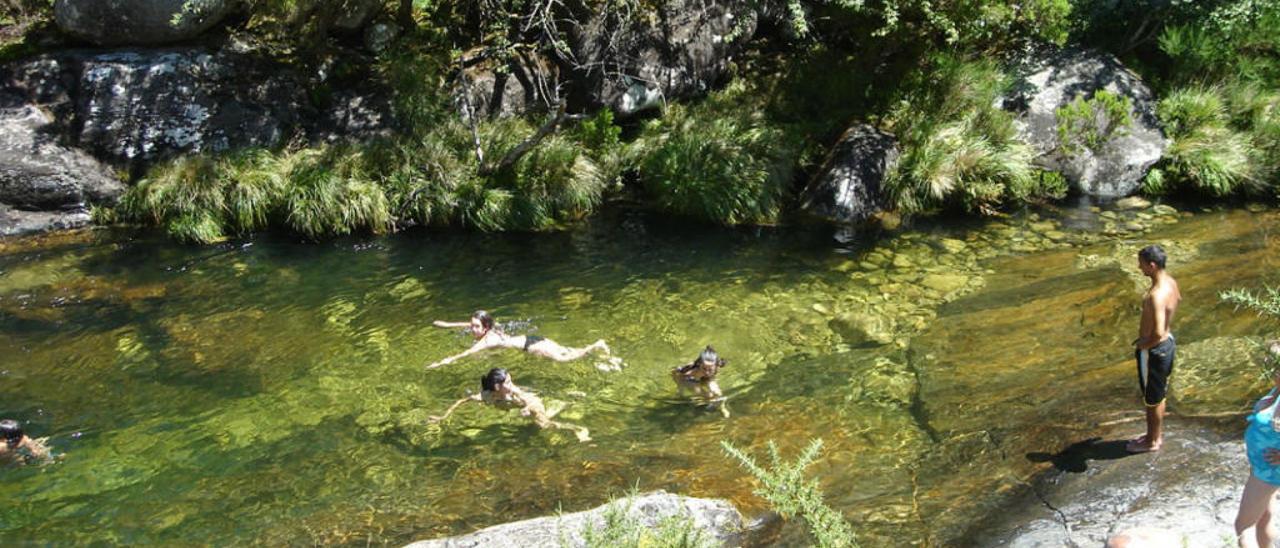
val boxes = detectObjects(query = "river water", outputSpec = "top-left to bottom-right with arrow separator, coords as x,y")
0,202 -> 1275,545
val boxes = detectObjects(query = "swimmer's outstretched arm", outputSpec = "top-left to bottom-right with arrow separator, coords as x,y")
428,394 -> 482,423
426,342 -> 488,369
432,320 -> 471,328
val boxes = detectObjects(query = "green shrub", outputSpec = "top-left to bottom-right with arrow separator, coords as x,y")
721,439 -> 857,548
883,55 -> 1048,215
1162,124 -> 1258,196
395,116 -> 608,231
634,83 -> 799,225
569,491 -> 715,548
1157,2 -> 1280,86
120,151 -> 286,244
282,147 -> 393,239
1055,90 -> 1133,155
1155,85 -> 1268,196
1220,286 -> 1280,377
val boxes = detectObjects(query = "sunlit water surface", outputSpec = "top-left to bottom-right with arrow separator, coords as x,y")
0,203 -> 1276,545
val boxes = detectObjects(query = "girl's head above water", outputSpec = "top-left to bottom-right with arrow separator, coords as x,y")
1,419 -> 23,446
471,310 -> 496,335
481,368 -> 509,393
696,346 -> 726,369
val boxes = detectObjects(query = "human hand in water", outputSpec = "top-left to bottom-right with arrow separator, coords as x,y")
1266,448 -> 1280,465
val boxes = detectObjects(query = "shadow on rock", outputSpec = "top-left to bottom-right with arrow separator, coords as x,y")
1026,437 -> 1133,473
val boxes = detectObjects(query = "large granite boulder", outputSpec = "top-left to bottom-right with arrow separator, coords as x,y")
0,48 -> 391,172
567,0 -> 757,115
1002,48 -> 1167,197
0,204 -> 95,237
54,0 -> 237,46
0,106 -> 123,209
333,0 -> 382,33
453,51 -> 563,120
0,105 -> 124,236
404,491 -> 756,547
456,0 -> 758,118
799,124 -> 898,224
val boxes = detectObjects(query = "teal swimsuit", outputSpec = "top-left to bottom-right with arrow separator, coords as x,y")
1246,388 -> 1280,486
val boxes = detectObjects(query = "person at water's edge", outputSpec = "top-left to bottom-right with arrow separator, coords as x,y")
0,419 -> 51,466
1128,244 -> 1181,453
426,310 -> 617,369
1234,341 -> 1280,548
428,368 -> 591,442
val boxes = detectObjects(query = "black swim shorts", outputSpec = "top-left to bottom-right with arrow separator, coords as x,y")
1135,335 -> 1176,406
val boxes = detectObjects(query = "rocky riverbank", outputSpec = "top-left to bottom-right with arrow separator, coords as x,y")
403,491 -> 765,547
969,416 -> 1246,547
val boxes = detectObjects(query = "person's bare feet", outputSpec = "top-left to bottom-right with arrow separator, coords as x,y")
1125,435 -> 1162,453
590,340 -> 611,356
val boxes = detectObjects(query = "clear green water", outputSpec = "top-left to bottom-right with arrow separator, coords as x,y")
0,204 -> 1276,545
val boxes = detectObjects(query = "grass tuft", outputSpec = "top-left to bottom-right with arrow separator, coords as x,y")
884,54 -> 1048,215
633,82 -> 800,225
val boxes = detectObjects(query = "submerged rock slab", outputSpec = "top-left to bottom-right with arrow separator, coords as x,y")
970,420 -> 1243,547
404,491 -> 752,547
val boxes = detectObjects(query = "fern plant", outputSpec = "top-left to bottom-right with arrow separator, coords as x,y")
1221,286 -> 1280,378
720,439 -> 858,548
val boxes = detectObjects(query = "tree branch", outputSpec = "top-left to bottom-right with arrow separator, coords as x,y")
478,104 -> 581,176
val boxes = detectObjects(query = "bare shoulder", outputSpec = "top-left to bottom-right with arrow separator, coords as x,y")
1157,277 -> 1181,302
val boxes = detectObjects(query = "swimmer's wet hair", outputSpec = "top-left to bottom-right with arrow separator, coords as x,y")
698,345 -> 726,368
481,368 -> 509,392
0,419 -> 23,444
1138,245 -> 1167,270
472,310 -> 496,331
701,345 -> 721,368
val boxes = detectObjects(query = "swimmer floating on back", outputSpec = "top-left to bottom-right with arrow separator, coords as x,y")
427,310 -> 617,369
429,368 -> 591,442
0,419 -> 51,466
672,346 -> 730,418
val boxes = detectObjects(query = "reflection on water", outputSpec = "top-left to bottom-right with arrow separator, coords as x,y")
0,204 -> 1276,545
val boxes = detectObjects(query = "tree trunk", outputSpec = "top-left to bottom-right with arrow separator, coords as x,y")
398,0 -> 415,30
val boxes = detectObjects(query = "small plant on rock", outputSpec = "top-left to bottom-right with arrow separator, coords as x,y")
1055,90 -> 1133,156
720,438 -> 858,548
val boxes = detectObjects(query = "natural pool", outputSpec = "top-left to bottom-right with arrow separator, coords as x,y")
0,201 -> 1276,545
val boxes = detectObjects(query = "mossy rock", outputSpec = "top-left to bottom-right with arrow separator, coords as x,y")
829,311 -> 896,347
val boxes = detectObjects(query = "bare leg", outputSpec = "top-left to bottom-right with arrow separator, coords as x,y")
1145,401 -> 1165,447
1258,488 -> 1279,548
546,420 -> 591,442
1128,402 -> 1165,452
1236,473 -> 1280,548
529,339 -> 610,362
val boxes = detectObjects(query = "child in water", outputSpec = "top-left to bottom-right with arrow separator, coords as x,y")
671,346 -> 730,417
428,368 -> 591,442
0,419 -> 51,466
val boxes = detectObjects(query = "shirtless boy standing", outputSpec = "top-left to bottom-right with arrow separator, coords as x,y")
1128,245 -> 1181,453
